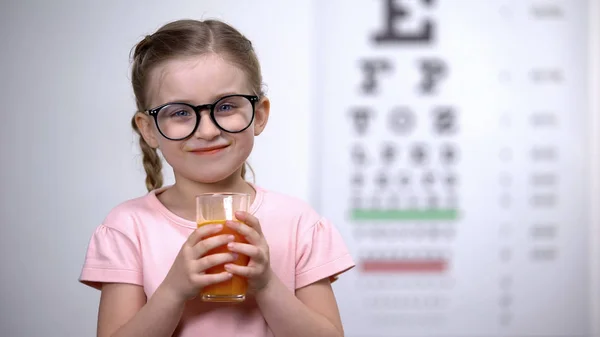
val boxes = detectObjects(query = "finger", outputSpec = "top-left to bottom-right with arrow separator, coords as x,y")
186,223 -> 223,246
194,271 -> 232,287
234,211 -> 263,235
195,252 -> 238,272
225,220 -> 262,245
223,263 -> 255,278
227,242 -> 263,261
192,234 -> 236,258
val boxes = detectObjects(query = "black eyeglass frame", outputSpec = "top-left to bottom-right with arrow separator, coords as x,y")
145,94 -> 259,141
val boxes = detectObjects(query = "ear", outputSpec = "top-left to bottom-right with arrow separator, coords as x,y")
134,112 -> 160,148
253,96 -> 270,136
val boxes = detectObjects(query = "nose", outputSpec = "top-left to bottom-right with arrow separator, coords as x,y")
193,110 -> 221,140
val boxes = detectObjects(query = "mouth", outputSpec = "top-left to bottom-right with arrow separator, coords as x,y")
188,144 -> 230,155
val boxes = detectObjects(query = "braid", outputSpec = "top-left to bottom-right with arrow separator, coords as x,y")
241,162 -> 256,183
139,138 -> 163,191
131,116 -> 163,191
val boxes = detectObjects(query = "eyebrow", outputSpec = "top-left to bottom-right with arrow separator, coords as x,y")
159,91 -> 251,105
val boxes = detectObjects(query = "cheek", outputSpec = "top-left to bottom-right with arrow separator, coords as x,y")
156,139 -> 182,161
234,132 -> 255,153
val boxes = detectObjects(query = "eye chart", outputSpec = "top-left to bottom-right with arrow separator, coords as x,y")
314,1 -> 593,336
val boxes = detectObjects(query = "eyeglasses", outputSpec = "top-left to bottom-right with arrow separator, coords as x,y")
145,94 -> 259,140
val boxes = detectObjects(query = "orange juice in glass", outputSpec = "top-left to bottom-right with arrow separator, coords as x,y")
196,192 -> 250,302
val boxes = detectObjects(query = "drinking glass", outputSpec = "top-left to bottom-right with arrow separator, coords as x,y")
196,193 -> 250,302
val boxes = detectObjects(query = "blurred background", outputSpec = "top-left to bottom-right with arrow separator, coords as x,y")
1,0 -> 600,336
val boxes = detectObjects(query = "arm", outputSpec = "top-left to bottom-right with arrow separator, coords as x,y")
254,274 -> 344,337
224,212 -> 347,337
97,283 -> 186,337
93,224 -> 237,337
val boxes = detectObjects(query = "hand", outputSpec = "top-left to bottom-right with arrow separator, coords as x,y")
159,223 -> 238,303
224,211 -> 273,293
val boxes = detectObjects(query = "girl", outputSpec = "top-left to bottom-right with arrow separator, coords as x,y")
79,18 -> 355,337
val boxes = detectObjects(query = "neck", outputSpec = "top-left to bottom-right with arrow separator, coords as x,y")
164,168 -> 256,213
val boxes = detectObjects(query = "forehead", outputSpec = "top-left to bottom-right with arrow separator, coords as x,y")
147,53 -> 249,107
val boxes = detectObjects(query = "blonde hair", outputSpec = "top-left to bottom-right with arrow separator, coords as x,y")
130,19 -> 263,191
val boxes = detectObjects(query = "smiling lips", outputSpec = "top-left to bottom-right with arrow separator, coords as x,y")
189,144 -> 230,155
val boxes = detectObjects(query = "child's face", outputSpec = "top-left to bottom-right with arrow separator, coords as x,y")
137,53 -> 269,184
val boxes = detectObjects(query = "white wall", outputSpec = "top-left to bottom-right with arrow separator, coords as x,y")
590,0 -> 600,334
4,1 -> 600,337
0,1 -> 314,335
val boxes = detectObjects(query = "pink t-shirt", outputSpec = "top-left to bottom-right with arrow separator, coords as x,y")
79,184 -> 355,336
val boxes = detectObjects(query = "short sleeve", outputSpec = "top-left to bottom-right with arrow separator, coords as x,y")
79,224 -> 143,290
295,218 -> 355,289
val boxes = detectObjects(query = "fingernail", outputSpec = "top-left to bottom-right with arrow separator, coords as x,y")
214,224 -> 223,230
231,253 -> 238,259
228,242 -> 235,248
228,235 -> 235,241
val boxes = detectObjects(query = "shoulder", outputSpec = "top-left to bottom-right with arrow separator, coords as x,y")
99,189 -> 163,234
79,191 -> 162,289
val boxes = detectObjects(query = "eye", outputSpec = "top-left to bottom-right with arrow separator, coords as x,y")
171,109 -> 191,117
217,103 -> 235,112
